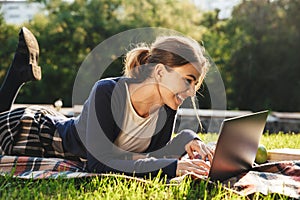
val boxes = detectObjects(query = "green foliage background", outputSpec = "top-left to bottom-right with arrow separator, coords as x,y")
0,0 -> 299,112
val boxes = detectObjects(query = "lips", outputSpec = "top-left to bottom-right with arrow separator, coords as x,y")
176,93 -> 185,105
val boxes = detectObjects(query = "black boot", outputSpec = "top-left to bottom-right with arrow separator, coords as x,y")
10,26 -> 41,82
0,27 -> 41,112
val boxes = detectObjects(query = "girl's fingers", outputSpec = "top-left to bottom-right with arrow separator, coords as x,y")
177,159 -> 210,176
189,140 -> 212,159
191,159 -> 210,170
207,152 -> 213,163
185,164 -> 209,176
195,142 -> 214,163
201,147 -> 213,163
209,147 -> 215,155
191,167 -> 209,176
185,144 -> 194,159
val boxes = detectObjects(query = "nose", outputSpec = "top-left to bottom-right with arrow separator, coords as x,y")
186,85 -> 196,97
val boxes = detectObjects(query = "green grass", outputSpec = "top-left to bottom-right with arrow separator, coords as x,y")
0,173 -> 275,200
200,132 -> 300,149
0,132 -> 299,200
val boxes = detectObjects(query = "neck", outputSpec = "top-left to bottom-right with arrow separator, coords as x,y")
128,79 -> 163,117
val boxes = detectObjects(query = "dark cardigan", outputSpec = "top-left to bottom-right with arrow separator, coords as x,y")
56,77 -> 199,178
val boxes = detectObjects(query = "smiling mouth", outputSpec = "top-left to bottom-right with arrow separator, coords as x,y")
176,93 -> 185,105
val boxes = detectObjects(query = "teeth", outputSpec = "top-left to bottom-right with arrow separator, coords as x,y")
177,94 -> 185,102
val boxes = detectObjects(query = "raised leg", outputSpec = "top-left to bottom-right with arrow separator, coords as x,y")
0,27 -> 41,113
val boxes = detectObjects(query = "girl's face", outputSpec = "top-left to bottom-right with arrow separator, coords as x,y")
156,63 -> 201,110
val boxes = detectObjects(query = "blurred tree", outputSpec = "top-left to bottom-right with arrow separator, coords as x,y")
225,0 -> 300,112
120,0 -> 204,40
202,0 -> 300,112
3,0 -> 299,112
200,10 -> 232,109
0,13 -> 19,87
4,0 -> 205,106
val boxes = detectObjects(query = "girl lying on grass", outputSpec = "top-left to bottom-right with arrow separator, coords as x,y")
0,27 -> 213,178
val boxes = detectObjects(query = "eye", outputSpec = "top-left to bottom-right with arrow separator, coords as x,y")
184,78 -> 193,85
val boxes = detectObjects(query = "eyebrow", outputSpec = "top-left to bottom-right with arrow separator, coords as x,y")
187,74 -> 197,81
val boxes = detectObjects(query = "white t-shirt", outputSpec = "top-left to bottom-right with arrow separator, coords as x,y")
114,83 -> 159,153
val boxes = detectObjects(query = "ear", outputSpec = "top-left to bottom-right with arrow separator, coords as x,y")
153,64 -> 166,81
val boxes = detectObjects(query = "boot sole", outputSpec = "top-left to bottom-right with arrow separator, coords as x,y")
22,27 -> 41,81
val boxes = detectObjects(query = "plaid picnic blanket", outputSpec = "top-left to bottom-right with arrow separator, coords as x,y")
0,155 -> 148,182
225,160 -> 300,199
0,155 -> 92,179
0,155 -> 299,198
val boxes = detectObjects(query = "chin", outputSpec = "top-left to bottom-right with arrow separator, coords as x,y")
164,96 -> 181,110
167,103 -> 180,111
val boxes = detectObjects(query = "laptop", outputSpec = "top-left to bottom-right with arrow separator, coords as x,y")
208,110 -> 269,182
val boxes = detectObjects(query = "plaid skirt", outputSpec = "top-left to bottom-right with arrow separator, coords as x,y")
0,106 -> 78,160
